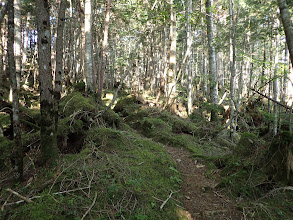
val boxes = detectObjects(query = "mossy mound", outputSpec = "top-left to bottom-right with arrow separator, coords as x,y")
113,95 -> 141,117
100,108 -> 121,128
5,128 -> 181,219
265,131 -> 293,185
233,132 -> 258,158
215,132 -> 268,198
59,92 -> 97,117
0,137 -> 13,171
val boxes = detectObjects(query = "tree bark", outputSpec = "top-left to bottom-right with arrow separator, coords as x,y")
54,0 -> 66,130
187,0 -> 193,115
206,0 -> 218,121
167,0 -> 177,112
36,0 -> 58,166
98,0 -> 111,100
84,0 -> 94,92
278,0 -> 293,67
8,0 -> 23,181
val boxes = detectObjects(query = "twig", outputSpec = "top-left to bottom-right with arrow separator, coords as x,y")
1,194 -> 12,211
5,186 -> 91,206
160,190 -> 174,210
49,157 -> 81,193
6,188 -> 33,203
260,186 -> 293,200
81,191 -> 98,220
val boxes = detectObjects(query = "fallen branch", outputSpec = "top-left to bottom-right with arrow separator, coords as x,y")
81,191 -> 98,220
250,88 -> 293,111
260,186 -> 293,200
1,194 -> 12,211
6,188 -> 33,203
4,186 -> 91,206
160,191 -> 174,210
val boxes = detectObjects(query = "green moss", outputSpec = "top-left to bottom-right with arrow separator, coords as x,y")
101,108 -> 121,128
22,131 -> 40,147
265,132 -> 293,185
0,137 -> 13,171
21,107 -> 41,127
113,95 -> 140,117
59,92 -> 97,117
0,114 -> 11,129
57,117 -> 83,138
8,127 -> 180,219
234,132 -> 258,157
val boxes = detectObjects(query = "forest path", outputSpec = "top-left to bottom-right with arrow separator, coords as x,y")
164,145 -> 243,220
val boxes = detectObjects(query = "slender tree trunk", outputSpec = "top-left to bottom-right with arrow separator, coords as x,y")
167,0 -> 177,112
55,0 -> 66,130
36,0 -> 58,166
206,0 -> 218,121
77,0 -> 85,82
273,32 -> 280,135
278,0 -> 293,67
283,47 -> 289,103
187,0 -> 193,115
98,0 -> 111,99
84,0 -> 94,92
8,0 -> 23,181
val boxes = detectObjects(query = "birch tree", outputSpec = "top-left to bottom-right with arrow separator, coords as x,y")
84,0 -> 94,92
186,0 -> 193,115
167,0 -> 177,112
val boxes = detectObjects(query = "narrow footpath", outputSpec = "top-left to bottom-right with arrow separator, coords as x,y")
165,146 -> 243,220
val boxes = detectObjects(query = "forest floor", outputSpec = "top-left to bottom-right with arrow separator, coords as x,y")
165,145 -> 242,220
1,90 -> 293,220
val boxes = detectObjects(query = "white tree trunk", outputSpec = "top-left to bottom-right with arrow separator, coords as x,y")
84,0 -> 94,92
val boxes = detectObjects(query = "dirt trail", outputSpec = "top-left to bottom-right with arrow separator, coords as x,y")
165,146 -> 243,220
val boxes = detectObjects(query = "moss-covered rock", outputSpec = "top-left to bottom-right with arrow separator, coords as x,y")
234,132 -> 258,157
101,108 -> 121,128
59,92 -> 97,117
113,95 -> 141,117
265,131 -> 293,185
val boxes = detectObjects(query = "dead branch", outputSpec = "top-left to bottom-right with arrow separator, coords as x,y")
4,186 -> 91,206
160,190 -> 174,210
6,188 -> 33,203
260,186 -> 293,200
250,88 -> 293,111
81,191 -> 98,220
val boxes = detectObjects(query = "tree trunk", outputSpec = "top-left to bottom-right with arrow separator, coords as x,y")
206,0 -> 218,121
167,0 -> 177,112
278,0 -> 293,67
187,0 -> 193,115
36,0 -> 58,166
84,0 -> 94,92
273,32 -> 280,136
98,0 -> 111,99
55,0 -> 66,130
8,0 -> 23,181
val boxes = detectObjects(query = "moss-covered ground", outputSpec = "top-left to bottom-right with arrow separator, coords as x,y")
1,91 -> 293,219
